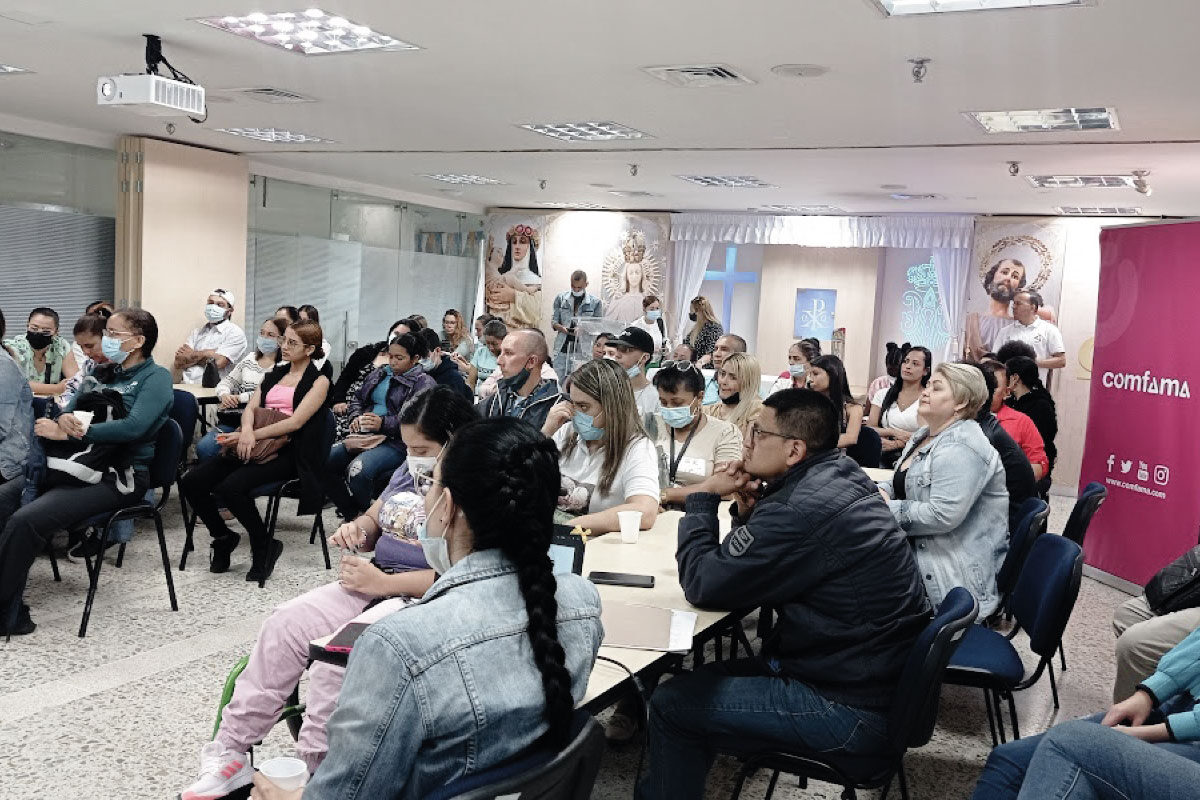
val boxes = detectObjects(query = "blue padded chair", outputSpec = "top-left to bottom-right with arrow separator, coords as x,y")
996,497 -> 1049,615
846,426 -> 883,469
723,588 -> 979,800
944,534 -> 1084,745
425,710 -> 605,800
1060,482 -> 1107,547
76,419 -> 183,637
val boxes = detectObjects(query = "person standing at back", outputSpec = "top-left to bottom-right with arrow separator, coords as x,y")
175,289 -> 248,385
550,270 -> 603,379
636,389 -> 930,800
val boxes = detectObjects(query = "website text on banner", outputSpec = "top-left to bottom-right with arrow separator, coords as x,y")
1080,221 -> 1200,584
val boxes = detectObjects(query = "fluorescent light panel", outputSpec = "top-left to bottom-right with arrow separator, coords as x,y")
876,0 -> 1089,15
1028,175 -> 1135,189
217,127 -> 334,143
968,107 -> 1118,133
520,121 -> 651,142
194,9 -> 418,55
0,64 -> 31,74
421,174 -> 506,185
759,204 -> 843,214
676,175 -> 777,188
537,202 -> 611,210
1057,206 -> 1144,215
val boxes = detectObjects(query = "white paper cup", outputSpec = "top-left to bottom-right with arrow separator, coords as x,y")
72,409 -> 94,434
618,510 -> 642,544
259,756 -> 309,790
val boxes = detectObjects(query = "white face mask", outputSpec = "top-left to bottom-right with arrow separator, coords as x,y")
418,492 -> 453,575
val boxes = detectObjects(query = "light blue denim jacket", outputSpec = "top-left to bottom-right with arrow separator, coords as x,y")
880,418 -> 1009,617
306,548 -> 604,800
551,290 -> 603,355
0,349 -> 33,481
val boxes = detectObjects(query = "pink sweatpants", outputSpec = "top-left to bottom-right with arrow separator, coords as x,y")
215,581 -> 372,773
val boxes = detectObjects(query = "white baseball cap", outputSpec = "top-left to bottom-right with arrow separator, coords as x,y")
211,288 -> 236,307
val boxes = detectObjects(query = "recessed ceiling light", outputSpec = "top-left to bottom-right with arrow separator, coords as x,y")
770,64 -> 830,79
676,175 -> 777,188
1027,175 -> 1135,189
967,107 -> 1118,133
874,0 -> 1091,16
217,127 -> 335,143
194,10 -> 419,55
759,204 -> 844,214
420,174 -> 506,185
608,190 -> 662,199
0,64 -> 32,74
890,192 -> 943,201
1057,206 -> 1144,215
519,121 -> 652,142
537,202 -> 611,210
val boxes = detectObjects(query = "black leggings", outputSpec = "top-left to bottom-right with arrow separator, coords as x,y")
180,452 -> 297,555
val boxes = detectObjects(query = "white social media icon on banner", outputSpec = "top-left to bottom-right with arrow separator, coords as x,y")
1154,465 -> 1170,486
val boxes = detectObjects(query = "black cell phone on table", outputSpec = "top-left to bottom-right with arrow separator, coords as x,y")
588,571 -> 655,588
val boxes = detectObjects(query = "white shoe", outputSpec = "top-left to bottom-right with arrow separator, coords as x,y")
180,741 -> 252,800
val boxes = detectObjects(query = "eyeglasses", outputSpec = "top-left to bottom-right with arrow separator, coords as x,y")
748,422 -> 794,444
659,360 -> 698,373
104,329 -> 134,339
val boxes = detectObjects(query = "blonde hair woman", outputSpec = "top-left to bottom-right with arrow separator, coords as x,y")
683,297 -> 724,366
441,309 -> 473,360
542,358 -> 660,534
706,352 -> 763,435
879,362 -> 1009,616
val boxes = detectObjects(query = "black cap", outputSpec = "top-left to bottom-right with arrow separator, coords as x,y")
613,326 -> 655,354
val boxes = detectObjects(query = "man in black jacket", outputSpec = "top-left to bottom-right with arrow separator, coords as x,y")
637,389 -> 931,800
417,328 -> 472,401
972,361 -> 1038,531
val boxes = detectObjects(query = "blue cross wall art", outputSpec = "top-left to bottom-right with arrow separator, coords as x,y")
794,288 -> 837,339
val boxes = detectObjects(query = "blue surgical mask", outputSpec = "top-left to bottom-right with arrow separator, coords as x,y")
626,363 -> 642,379
417,493 -> 452,574
572,410 -> 605,441
788,362 -> 806,377
646,310 -> 662,322
420,357 -> 436,371
204,304 -> 226,323
101,335 -> 130,364
257,336 -> 279,354
660,404 -> 696,429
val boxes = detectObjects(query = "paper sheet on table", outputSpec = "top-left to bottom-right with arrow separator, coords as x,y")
601,603 -> 698,653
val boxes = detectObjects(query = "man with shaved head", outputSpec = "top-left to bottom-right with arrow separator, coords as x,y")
479,327 -> 561,430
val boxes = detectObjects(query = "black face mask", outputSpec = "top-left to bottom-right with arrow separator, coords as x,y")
25,331 -> 53,350
499,364 -> 532,391
721,391 -> 740,406
688,312 -> 697,322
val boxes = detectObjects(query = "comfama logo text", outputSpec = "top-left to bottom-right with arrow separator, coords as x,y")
1102,370 -> 1192,399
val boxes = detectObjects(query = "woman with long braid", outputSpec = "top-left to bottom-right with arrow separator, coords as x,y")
255,417 -> 603,800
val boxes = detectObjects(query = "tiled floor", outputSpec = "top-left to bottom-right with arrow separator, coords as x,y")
0,496 -> 1130,799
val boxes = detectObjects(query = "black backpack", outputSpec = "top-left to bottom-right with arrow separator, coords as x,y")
1145,546 -> 1200,615
42,388 -> 137,494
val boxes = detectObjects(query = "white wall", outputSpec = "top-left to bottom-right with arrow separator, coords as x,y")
699,243 -> 764,355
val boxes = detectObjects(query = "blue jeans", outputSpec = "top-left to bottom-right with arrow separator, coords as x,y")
324,442 -> 406,519
972,698 -> 1200,799
636,658 -> 890,800
195,424 -> 234,461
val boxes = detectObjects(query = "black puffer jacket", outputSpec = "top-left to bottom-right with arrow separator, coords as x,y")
677,449 -> 931,711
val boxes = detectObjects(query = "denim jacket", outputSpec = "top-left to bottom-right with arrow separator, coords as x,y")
881,419 -> 1009,617
551,290 -> 603,355
0,350 -> 33,481
306,549 -> 604,800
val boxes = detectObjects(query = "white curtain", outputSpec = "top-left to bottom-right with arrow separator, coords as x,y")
932,246 -> 972,363
670,213 -> 974,250
667,239 -> 715,345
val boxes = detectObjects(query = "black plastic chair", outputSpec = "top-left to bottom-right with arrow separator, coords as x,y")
847,426 -> 883,469
944,535 -> 1084,745
425,710 -> 606,800
171,389 -> 202,569
1060,482 -> 1107,547
996,497 -> 1049,615
76,419 -> 183,637
723,588 -> 979,800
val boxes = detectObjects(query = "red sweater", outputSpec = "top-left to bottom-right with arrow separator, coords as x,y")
996,405 -> 1050,476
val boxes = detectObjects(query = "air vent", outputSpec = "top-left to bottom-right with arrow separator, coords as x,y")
1027,175 -> 1134,189
1057,206 -> 1143,216
227,87 -> 316,104
890,193 -> 944,201
759,204 -> 844,214
677,175 -> 776,188
608,190 -> 661,199
643,64 -> 755,88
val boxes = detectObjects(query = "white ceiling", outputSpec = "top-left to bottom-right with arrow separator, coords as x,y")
2,0 -> 1199,215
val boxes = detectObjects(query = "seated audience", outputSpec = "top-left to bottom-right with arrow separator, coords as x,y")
471,313 -> 492,343
58,314 -> 110,408
768,338 -> 820,395
297,305 -> 334,368
194,319 -> 287,461
971,362 -> 1038,533
971,624 -> 1200,799
541,358 -> 659,534
630,295 -> 670,364
868,346 -> 931,466
879,363 -> 1008,617
995,339 -> 1036,368
287,417 -> 603,799
3,306 -> 78,396
650,361 -> 743,506
806,354 -> 863,451
705,352 -> 763,437
180,388 -> 476,797
550,270 -> 603,378
408,314 -> 428,329
1113,591 -> 1200,703
458,318 -> 505,391
702,334 -> 746,406
175,289 -> 248,385
981,359 -> 1049,481
330,319 -> 417,442
440,308 -> 475,360
867,340 -> 908,401
671,341 -> 695,363
0,309 -> 171,634
479,328 -> 560,429
636,389 -> 930,800
593,331 -> 614,360
324,332 -> 434,520
0,308 -> 33,575
180,321 -> 330,583
416,328 -> 471,400
274,306 -> 300,324
605,326 -> 660,417
1004,355 -> 1057,491
70,300 -> 114,368
683,296 -> 723,367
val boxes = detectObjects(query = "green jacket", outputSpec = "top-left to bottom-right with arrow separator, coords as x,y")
64,357 -> 172,470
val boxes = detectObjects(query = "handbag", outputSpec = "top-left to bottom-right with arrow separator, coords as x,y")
1145,545 -> 1200,615
221,407 -> 290,464
342,433 -> 387,453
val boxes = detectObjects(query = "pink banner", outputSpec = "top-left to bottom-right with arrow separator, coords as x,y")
1082,221 -> 1200,584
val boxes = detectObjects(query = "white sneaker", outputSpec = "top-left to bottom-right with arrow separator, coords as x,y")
180,741 -> 252,800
